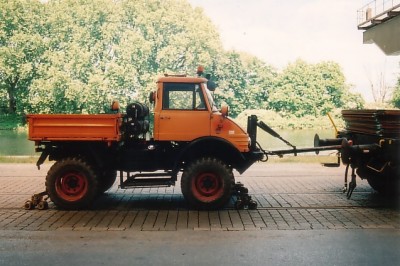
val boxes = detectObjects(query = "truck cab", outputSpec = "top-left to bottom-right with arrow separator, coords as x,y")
153,75 -> 250,153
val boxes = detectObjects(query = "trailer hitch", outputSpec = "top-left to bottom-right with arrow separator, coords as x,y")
247,115 -> 342,158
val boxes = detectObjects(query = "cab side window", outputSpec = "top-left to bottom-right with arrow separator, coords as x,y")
163,83 -> 206,110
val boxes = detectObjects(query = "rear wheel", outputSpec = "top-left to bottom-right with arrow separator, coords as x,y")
46,157 -> 99,210
181,157 -> 234,210
358,166 -> 400,195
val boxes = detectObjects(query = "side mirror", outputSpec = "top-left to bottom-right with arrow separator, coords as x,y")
220,105 -> 229,118
149,91 -> 156,104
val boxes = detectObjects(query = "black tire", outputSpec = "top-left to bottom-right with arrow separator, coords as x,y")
46,157 -> 99,210
181,157 -> 234,210
366,176 -> 400,195
98,170 -> 117,193
358,166 -> 400,195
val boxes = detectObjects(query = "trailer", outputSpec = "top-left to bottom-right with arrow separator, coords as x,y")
336,109 -> 400,196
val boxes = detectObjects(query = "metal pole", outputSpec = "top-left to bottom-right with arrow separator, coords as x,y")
267,145 -> 342,156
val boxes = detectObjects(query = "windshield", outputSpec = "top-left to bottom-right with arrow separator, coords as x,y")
204,83 -> 218,112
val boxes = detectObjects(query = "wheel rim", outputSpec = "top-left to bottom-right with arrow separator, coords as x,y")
55,171 -> 88,202
192,172 -> 224,202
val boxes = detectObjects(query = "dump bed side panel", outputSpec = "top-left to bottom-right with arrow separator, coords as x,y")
27,114 -> 122,141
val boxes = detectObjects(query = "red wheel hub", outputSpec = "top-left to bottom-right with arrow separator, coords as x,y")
192,172 -> 223,202
55,171 -> 88,201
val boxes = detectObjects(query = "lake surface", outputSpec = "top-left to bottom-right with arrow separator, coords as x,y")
0,129 -> 335,156
0,131 -> 36,156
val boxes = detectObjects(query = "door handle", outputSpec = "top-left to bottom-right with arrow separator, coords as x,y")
160,116 -> 171,120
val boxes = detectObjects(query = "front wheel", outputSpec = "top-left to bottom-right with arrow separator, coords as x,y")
46,157 -> 99,210
181,157 -> 234,210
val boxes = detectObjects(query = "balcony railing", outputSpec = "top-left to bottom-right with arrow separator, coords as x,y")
357,0 -> 400,29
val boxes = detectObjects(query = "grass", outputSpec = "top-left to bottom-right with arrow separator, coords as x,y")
0,156 -> 39,164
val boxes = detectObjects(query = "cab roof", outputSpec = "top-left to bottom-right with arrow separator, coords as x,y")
157,75 -> 207,84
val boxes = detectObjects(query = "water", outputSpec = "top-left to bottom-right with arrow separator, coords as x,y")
0,129 -> 335,156
0,131 -> 36,156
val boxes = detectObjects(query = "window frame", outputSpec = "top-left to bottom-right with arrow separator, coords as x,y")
162,83 -> 207,111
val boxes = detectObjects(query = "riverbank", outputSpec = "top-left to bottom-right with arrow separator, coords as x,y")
0,156 -> 39,163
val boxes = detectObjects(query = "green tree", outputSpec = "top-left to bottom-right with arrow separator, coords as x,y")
10,0 -> 224,114
0,0 -> 364,121
0,0 -> 46,114
26,0 -> 136,114
392,77 -> 400,108
212,51 -> 276,117
268,59 -> 363,117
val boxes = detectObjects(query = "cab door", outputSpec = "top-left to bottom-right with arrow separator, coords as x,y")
156,83 -> 211,141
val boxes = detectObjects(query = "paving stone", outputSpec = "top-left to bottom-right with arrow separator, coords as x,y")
0,163 -> 399,232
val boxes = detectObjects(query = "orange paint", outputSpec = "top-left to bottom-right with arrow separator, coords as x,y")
27,114 -> 122,141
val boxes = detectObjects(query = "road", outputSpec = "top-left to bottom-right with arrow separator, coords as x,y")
0,162 -> 399,265
1,229 -> 399,266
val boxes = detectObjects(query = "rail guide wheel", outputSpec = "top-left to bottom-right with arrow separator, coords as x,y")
24,191 -> 49,210
233,182 -> 257,210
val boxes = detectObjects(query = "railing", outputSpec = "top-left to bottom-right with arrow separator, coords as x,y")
357,0 -> 400,29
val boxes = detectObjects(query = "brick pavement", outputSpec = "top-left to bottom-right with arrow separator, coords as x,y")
0,162 -> 399,231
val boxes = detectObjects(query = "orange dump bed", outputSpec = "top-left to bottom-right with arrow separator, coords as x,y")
27,114 -> 123,141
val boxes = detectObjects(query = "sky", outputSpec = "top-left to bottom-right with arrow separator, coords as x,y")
188,0 -> 400,102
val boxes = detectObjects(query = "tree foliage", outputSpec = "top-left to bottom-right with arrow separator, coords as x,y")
0,0 -> 47,113
392,77 -> 400,108
1,0 -> 365,120
212,51 -> 276,117
268,60 -> 363,117
1,0 -> 221,114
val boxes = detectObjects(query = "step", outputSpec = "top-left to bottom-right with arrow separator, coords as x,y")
119,172 -> 176,188
121,178 -> 175,188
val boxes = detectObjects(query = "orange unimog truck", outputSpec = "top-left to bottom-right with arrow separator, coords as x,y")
27,67 -> 264,210
26,67 -> 400,211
